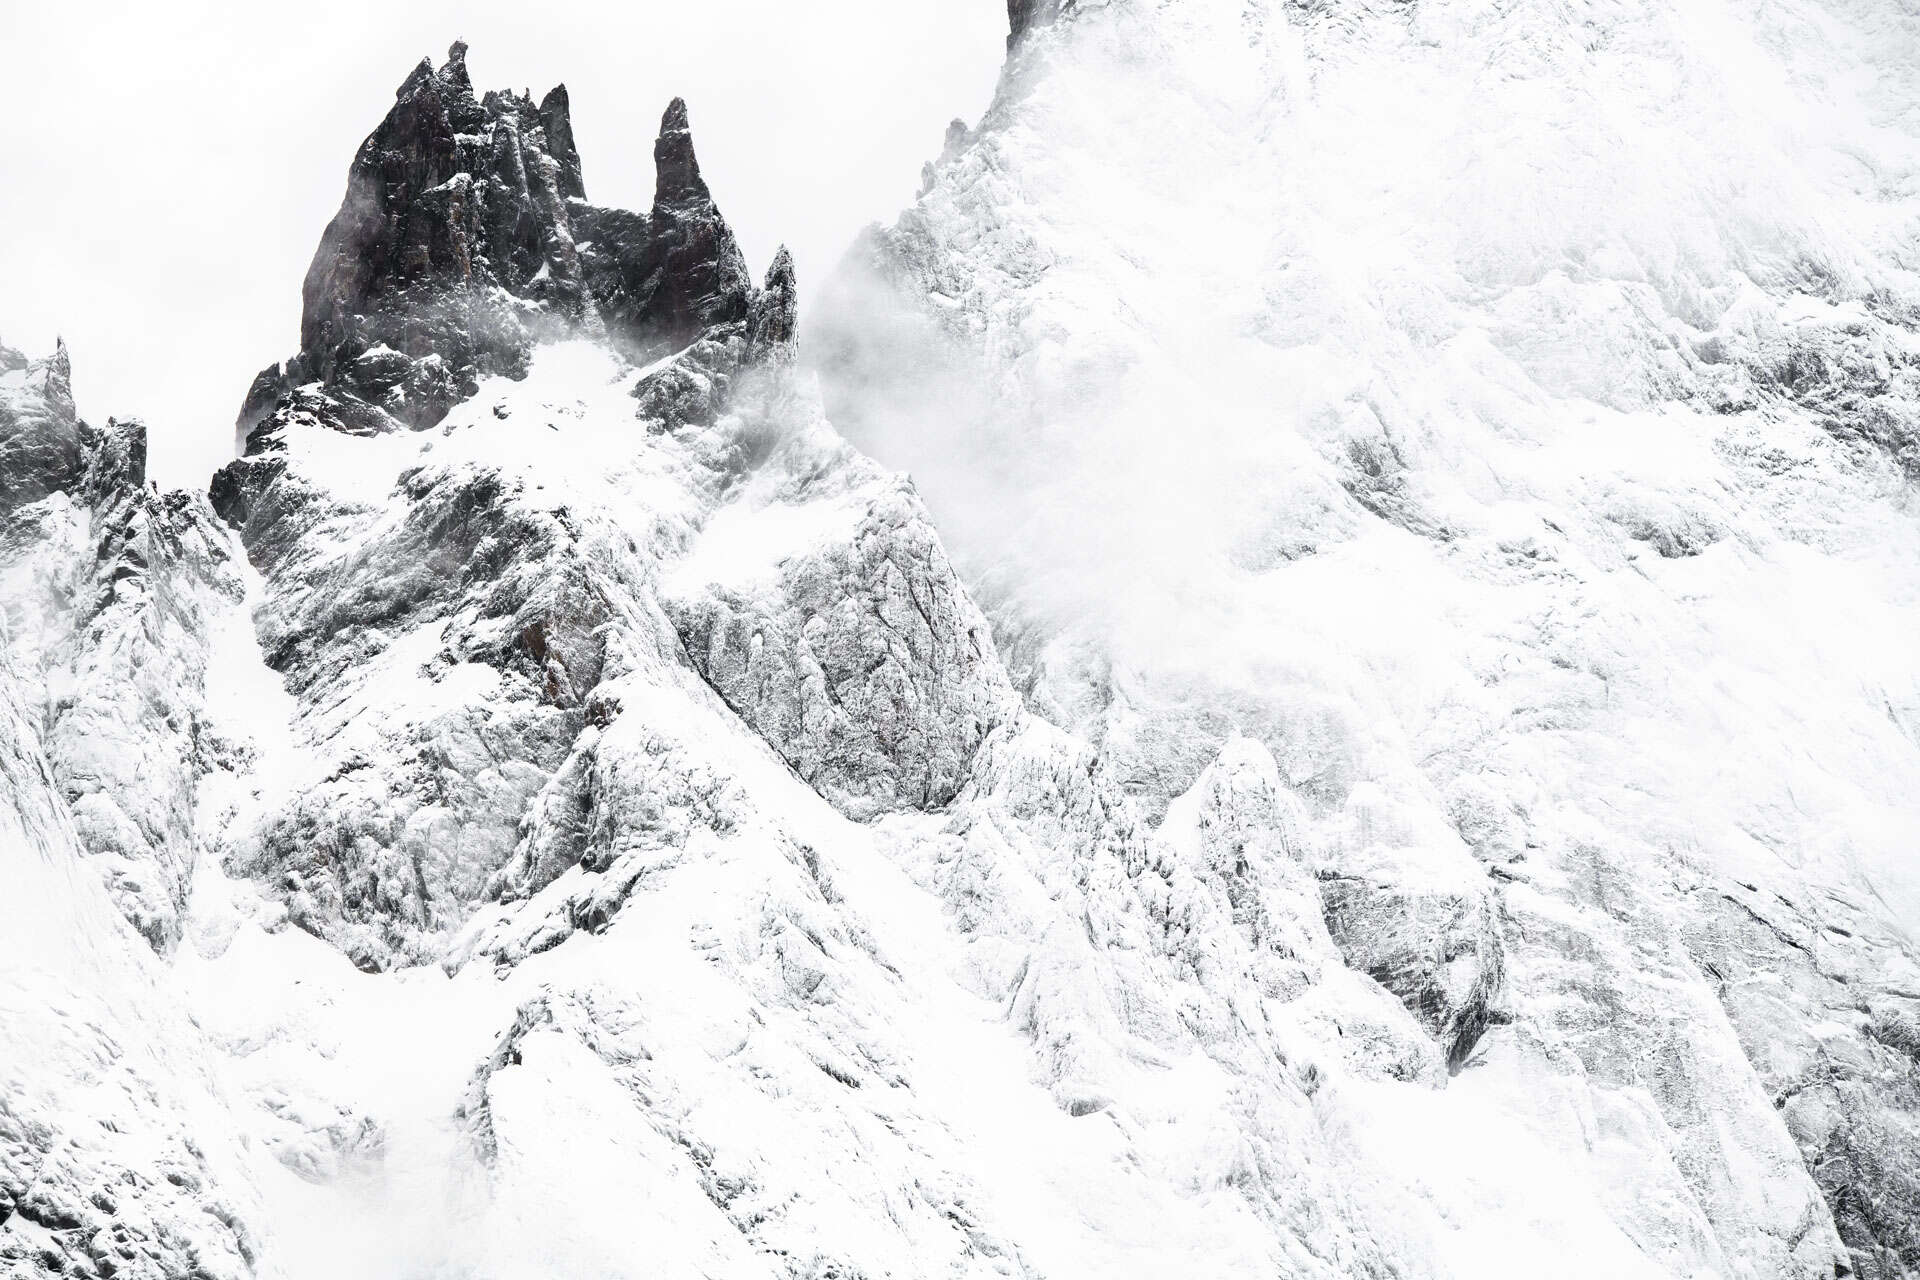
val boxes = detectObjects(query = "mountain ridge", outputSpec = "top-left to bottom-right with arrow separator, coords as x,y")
1,8 -> 1918,1279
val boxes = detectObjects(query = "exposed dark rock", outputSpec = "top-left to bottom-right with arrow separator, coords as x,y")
539,84 -> 585,201
234,361 -> 291,454
747,246 -> 799,366
1319,872 -> 1507,1069
290,42 -> 589,431
236,46 -> 761,454
580,98 -> 754,362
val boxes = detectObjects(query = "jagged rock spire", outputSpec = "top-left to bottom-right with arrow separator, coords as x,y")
440,39 -> 472,96
572,96 -> 752,360
284,42 -> 596,431
233,47 -> 762,452
539,84 -> 585,200
748,246 -> 798,365
300,44 -> 468,372
636,98 -> 750,351
653,97 -> 707,206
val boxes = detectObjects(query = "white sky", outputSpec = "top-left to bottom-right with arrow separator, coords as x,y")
0,0 -> 1006,490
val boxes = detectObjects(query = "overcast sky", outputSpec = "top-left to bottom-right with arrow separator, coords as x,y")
0,0 -> 1005,489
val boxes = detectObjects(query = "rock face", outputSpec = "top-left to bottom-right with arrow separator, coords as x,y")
667,455 -> 1020,820
244,46 -> 757,444
0,341 -> 240,953
8,12 -> 1920,1280
745,246 -> 798,365
0,343 -> 260,1279
814,0 -> 1920,1275
0,340 -> 82,514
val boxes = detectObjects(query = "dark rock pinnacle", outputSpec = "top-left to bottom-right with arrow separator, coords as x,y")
538,84 -> 585,201
219,44 -> 797,546
232,48 -> 774,462
747,246 -> 798,365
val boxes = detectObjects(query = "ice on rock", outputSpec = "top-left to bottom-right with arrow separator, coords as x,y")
0,625 -> 264,1279
816,0 -> 1920,1272
0,343 -> 243,954
667,419 -> 1021,820
0,339 -> 83,514
7,10 -> 1920,1279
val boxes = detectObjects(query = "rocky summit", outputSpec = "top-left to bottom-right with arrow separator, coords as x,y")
234,42 -> 755,445
5,9 -> 1920,1280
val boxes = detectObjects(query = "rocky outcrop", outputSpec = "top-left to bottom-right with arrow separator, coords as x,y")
668,457 -> 1020,821
0,339 -> 82,515
0,342 -> 240,954
573,98 -> 754,363
242,46 -> 760,445
1318,869 -> 1506,1071
746,247 -> 798,366
290,42 -> 590,429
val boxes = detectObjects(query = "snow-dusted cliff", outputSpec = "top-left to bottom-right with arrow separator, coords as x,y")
816,1 -> 1920,1274
1,6 -> 1917,1279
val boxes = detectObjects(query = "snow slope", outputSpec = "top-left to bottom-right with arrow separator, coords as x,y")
815,0 -> 1920,1274
6,14 -> 1920,1280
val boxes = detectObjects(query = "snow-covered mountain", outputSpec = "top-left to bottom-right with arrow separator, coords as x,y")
817,2 -> 1920,1274
1,5 -> 1917,1279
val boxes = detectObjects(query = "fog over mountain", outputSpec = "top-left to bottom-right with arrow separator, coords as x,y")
3,2 -> 1920,1278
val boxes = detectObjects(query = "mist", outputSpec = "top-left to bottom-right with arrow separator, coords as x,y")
805,0 -> 1920,819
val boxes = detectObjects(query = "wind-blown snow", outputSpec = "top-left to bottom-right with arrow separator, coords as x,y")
8,4 -> 1920,1276
814,0 -> 1920,1273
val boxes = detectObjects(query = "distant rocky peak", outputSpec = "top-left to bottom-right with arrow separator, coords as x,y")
539,84 -> 585,200
243,43 -> 770,453
653,96 -> 707,206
